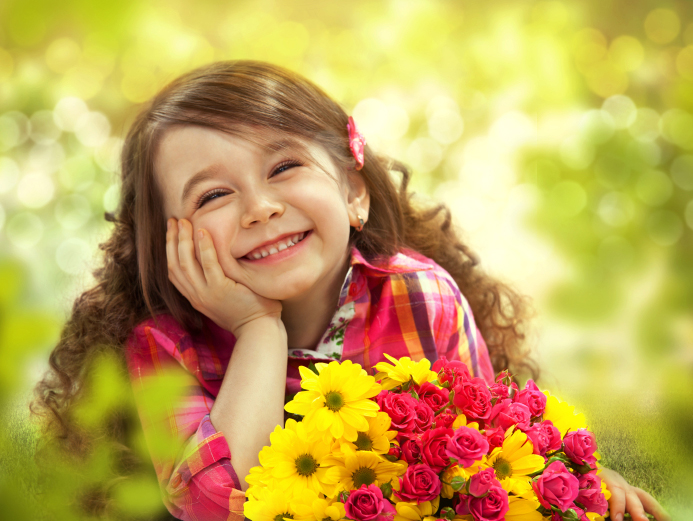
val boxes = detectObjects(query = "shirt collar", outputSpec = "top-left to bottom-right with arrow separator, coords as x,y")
349,245 -> 434,276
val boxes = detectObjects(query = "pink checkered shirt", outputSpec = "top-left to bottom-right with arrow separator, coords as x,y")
125,246 -> 495,520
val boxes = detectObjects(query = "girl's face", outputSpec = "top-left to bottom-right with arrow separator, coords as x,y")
154,125 -> 369,302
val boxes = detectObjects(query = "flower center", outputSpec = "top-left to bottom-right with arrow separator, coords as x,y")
354,432 -> 373,451
492,457 -> 513,479
324,391 -> 345,412
352,466 -> 377,488
294,453 -> 318,477
273,513 -> 293,521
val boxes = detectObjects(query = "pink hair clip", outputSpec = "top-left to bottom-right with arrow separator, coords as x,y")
347,116 -> 366,170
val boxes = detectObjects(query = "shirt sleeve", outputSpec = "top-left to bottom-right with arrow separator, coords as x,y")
126,320 -> 247,521
433,271 -> 496,384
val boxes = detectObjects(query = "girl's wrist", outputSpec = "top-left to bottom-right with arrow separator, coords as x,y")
233,315 -> 286,340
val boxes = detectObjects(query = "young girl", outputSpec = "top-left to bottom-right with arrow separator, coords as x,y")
33,61 -> 668,521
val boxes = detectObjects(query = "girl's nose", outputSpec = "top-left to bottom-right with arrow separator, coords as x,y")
240,190 -> 284,227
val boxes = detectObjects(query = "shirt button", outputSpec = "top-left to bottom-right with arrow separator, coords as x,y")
171,474 -> 182,488
348,283 -> 357,297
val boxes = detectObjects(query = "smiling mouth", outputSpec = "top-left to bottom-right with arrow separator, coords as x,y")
241,230 -> 311,260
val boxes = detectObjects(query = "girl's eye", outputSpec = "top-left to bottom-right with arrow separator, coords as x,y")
272,159 -> 303,177
195,189 -> 230,209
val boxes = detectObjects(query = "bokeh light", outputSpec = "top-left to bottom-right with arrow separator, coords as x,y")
0,0 -> 691,518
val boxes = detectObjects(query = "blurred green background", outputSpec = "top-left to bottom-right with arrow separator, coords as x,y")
1,0 -> 692,518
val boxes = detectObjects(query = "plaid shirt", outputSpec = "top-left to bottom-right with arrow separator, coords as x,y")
125,246 -> 494,521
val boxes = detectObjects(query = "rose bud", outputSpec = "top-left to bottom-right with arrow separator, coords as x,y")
433,356 -> 471,387
420,427 -> 452,472
385,443 -> 402,461
418,381 -> 450,412
452,378 -> 493,421
395,463 -> 442,503
563,429 -> 598,466
446,426 -> 489,468
468,467 -> 500,498
398,434 -> 422,465
344,484 -> 395,521
489,382 -> 510,399
483,426 -> 505,451
434,412 -> 456,429
531,460 -> 580,512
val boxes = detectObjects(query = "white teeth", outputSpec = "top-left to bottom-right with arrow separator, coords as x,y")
245,231 -> 309,260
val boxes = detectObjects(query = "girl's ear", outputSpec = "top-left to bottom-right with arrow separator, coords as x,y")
345,169 -> 370,227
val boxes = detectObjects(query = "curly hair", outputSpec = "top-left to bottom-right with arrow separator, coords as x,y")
31,60 -> 537,515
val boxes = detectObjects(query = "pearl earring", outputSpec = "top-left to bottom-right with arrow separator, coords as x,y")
356,215 -> 365,232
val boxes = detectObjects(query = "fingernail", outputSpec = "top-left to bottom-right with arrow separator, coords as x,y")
198,229 -> 204,239
614,514 -> 622,521
167,220 -> 171,230
178,220 -> 183,230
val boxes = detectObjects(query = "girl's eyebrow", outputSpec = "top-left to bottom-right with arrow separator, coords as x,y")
180,139 -> 302,205
181,164 -> 223,205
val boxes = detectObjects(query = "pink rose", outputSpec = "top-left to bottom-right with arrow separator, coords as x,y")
377,391 -> 417,432
344,484 -> 395,521
489,382 -> 509,399
491,401 -> 531,431
456,486 -> 509,521
398,434 -> 422,465
395,464 -> 441,502
432,357 -> 471,387
577,472 -> 608,516
420,427 -> 452,472
484,426 -> 505,451
525,423 -> 553,457
468,468 -> 500,497
539,420 -> 562,453
563,429 -> 598,466
434,412 -> 456,429
418,382 -> 450,412
452,378 -> 493,421
532,460 -> 580,512
513,380 -> 547,417
446,426 -> 489,468
413,400 -> 435,433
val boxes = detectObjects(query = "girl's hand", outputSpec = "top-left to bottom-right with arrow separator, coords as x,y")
166,218 -> 283,335
599,467 -> 671,521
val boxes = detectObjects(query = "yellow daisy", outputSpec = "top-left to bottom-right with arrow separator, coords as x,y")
482,428 -> 545,493
258,419 -> 335,496
393,498 -> 440,521
506,495 -> 543,521
542,391 -> 588,436
285,489 -> 346,521
335,412 -> 397,455
374,353 -> 437,390
325,445 -> 406,492
243,488 -> 312,521
441,464 -> 477,499
285,360 -> 381,441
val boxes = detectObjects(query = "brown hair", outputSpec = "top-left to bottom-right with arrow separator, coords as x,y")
31,60 -> 537,512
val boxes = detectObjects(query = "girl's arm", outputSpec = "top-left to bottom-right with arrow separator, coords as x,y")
166,219 -> 288,489
209,317 -> 287,490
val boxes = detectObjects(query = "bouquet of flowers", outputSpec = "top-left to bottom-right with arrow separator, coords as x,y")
244,355 -> 611,521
